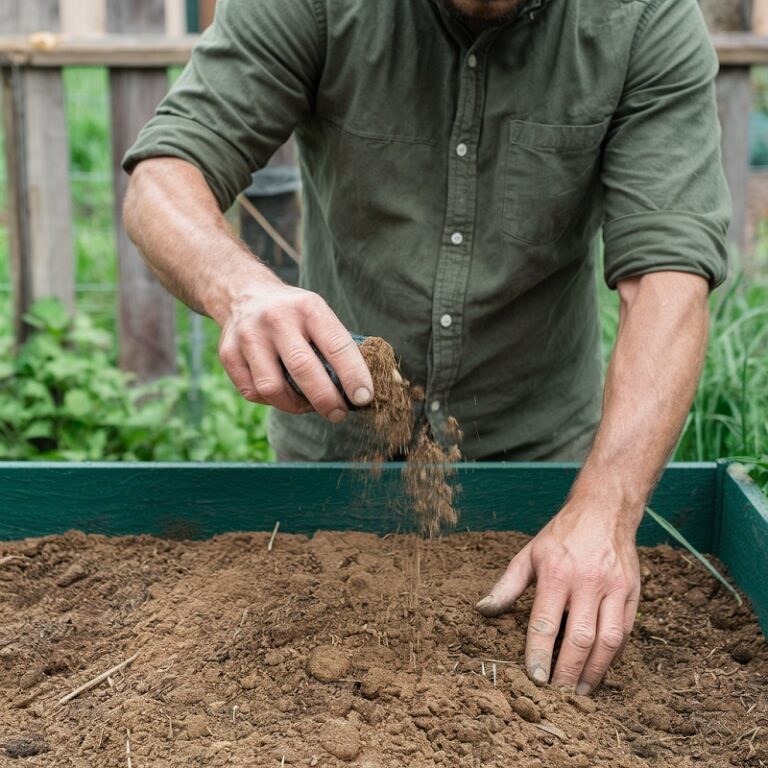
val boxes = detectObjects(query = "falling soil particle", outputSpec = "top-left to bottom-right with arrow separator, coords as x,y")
358,337 -> 461,536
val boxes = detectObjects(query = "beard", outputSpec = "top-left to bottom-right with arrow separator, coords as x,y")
438,0 -> 525,25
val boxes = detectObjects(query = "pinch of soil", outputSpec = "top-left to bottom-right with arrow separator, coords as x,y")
511,696 -> 541,723
358,337 -> 414,456
319,718 -> 361,761
308,646 -> 351,683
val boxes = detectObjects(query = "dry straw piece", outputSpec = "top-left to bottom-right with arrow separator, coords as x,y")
58,654 -> 139,705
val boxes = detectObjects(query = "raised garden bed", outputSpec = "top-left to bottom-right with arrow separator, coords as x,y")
0,461 -> 766,766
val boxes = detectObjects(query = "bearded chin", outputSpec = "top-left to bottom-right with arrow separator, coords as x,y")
439,0 -> 523,26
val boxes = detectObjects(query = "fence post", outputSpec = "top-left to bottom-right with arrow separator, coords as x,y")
755,0 -> 768,33
717,69 -> 752,258
107,0 -> 177,381
0,0 -> 75,345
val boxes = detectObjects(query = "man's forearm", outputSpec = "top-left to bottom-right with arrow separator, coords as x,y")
123,157 -> 374,420
123,158 -> 280,325
571,271 -> 710,519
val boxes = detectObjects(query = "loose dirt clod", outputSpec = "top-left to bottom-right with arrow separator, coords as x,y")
357,337 -> 461,536
319,718 -> 361,761
307,645 -> 351,683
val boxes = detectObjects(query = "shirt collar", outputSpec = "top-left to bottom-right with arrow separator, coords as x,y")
433,0 -> 549,49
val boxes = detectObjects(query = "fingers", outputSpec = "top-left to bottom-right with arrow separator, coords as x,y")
272,332 -> 348,421
218,287 -> 372,420
550,589 -> 601,690
524,574 -> 569,686
220,339 -> 309,414
307,304 -> 374,408
476,543 -> 534,617
573,591 -> 626,695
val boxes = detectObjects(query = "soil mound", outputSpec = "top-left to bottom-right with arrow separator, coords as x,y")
1,531 -> 765,767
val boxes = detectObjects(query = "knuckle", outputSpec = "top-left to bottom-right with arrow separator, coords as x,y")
238,386 -> 260,403
296,292 -> 326,318
218,343 -> 240,368
599,626 -> 625,652
581,567 -> 607,588
568,624 -> 596,651
529,616 -> 558,639
546,565 -> 570,587
322,331 -> 355,358
257,303 -> 285,329
253,378 -> 283,400
284,347 -> 317,377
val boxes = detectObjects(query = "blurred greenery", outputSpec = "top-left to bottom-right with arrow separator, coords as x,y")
0,298 -> 272,462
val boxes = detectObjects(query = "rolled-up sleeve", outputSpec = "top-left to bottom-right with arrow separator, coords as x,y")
122,0 -> 324,211
601,0 -> 730,290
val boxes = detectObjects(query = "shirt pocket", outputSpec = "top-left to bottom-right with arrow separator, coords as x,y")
503,120 -> 609,246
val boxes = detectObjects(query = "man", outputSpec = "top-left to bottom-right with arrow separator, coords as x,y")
123,0 -> 730,697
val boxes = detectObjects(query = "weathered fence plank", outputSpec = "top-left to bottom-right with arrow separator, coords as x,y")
107,0 -> 177,381
0,0 -> 75,345
717,67 -> 753,257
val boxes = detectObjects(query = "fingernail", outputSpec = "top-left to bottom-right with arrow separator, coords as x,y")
353,387 -> 372,406
475,595 -> 497,616
576,683 -> 591,697
531,667 -> 548,686
328,408 -> 347,423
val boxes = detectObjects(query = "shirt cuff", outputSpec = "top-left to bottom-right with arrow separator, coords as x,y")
603,211 -> 729,291
122,114 -> 255,211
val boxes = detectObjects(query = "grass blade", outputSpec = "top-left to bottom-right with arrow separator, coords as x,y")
645,506 -> 742,606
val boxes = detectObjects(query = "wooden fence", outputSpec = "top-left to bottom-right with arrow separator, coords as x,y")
0,0 -> 767,380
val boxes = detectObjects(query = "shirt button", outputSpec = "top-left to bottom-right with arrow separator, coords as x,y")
450,232 -> 464,245
440,314 -> 453,328
456,142 -> 468,157
430,400 -> 441,413
467,54 -> 478,69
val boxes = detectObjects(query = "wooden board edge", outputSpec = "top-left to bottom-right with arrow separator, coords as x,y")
718,464 -> 768,636
0,34 -> 764,68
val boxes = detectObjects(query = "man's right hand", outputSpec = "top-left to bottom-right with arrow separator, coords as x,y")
217,282 -> 374,422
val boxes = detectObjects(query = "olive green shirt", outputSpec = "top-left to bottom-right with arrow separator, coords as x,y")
125,0 -> 730,461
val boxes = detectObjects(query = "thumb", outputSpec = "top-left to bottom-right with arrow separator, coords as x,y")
476,543 -> 535,618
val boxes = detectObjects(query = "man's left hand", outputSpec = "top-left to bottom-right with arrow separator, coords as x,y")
476,499 -> 641,696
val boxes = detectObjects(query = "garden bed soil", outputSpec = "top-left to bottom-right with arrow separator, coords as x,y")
0,530 -> 766,767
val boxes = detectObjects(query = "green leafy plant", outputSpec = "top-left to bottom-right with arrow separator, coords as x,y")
0,299 -> 273,462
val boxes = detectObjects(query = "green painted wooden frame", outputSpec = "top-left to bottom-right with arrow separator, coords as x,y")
0,461 -> 766,634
